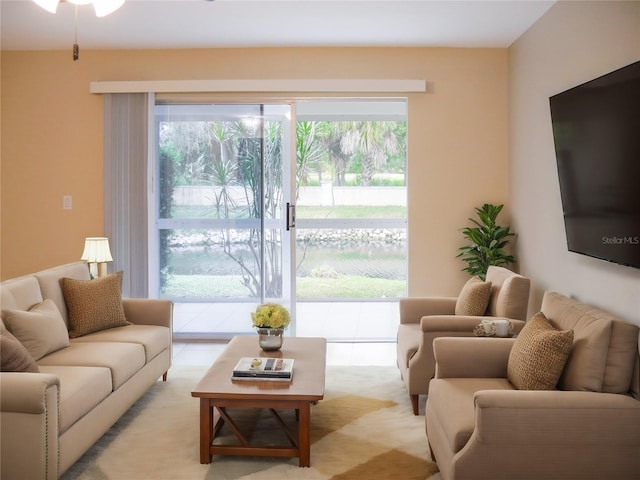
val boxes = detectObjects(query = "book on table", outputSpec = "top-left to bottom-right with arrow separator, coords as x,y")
232,357 -> 294,381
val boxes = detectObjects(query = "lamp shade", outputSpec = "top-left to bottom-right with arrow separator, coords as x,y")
81,237 -> 113,263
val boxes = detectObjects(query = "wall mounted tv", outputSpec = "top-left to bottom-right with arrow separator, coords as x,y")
549,60 -> 640,269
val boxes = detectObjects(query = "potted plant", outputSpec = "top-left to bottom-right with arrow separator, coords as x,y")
251,303 -> 291,351
457,203 -> 515,280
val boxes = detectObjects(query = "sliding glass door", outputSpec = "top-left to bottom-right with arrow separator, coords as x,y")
153,104 -> 294,336
151,99 -> 407,341
292,100 -> 407,340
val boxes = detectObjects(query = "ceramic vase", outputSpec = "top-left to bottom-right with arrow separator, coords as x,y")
257,328 -> 284,351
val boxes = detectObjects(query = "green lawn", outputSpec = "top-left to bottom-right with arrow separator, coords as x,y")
162,274 -> 405,299
296,205 -> 405,219
170,205 -> 405,220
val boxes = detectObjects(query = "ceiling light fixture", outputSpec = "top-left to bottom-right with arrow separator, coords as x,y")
33,0 -> 125,17
32,0 -> 125,60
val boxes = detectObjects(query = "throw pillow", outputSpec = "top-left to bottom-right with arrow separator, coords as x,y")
2,298 -> 70,361
61,271 -> 131,339
507,312 -> 574,390
0,327 -> 40,372
455,277 -> 492,315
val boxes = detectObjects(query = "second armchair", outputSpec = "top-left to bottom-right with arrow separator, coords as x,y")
396,266 -> 530,414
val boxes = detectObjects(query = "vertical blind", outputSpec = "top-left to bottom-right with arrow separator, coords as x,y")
103,93 -> 153,297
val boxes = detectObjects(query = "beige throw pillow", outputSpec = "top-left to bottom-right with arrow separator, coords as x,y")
455,277 -> 492,315
0,327 -> 40,372
2,299 -> 70,361
61,272 -> 131,339
507,312 -> 574,390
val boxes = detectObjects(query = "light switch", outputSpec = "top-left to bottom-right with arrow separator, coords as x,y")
63,195 -> 72,210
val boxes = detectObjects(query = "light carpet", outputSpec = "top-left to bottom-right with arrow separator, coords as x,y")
61,365 -> 440,480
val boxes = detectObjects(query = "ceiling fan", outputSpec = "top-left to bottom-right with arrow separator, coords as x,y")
32,0 -> 126,60
32,0 -> 126,17
31,0 -> 217,61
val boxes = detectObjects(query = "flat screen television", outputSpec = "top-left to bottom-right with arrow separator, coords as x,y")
549,60 -> 640,269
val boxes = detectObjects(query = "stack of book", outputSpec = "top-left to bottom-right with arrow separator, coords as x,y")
232,357 -> 294,382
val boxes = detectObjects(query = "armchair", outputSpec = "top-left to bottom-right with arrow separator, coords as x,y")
396,266 -> 530,414
424,291 -> 640,480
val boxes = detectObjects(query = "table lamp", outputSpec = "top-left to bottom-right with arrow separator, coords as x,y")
81,237 -> 113,278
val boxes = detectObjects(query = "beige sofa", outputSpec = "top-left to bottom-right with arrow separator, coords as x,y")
0,262 -> 173,479
426,291 -> 640,480
397,266 -> 530,414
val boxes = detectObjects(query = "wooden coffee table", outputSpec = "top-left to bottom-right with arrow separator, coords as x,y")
191,336 -> 327,467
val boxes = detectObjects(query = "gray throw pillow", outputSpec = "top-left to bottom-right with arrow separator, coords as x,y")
0,327 -> 40,372
2,299 -> 70,361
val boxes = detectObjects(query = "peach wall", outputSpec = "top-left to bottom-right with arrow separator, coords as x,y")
509,1 -> 640,325
1,47 -> 509,295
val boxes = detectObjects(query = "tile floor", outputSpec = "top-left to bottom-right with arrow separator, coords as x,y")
172,340 -> 397,367
172,301 -> 400,342
171,300 -> 399,367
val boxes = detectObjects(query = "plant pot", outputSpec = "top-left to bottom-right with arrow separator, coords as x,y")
256,328 -> 284,351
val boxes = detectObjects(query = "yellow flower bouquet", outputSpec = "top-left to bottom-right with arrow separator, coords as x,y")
251,303 -> 290,329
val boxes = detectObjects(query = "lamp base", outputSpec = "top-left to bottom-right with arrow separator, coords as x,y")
97,262 -> 109,277
88,262 -> 98,279
87,262 -> 109,278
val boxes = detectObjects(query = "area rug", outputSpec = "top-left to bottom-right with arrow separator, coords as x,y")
61,365 -> 440,480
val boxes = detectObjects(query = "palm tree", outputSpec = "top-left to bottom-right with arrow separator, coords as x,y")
318,121 -> 351,186
296,121 -> 329,194
339,121 -> 399,185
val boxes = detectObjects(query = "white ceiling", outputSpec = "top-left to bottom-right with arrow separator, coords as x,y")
1,0 -> 556,51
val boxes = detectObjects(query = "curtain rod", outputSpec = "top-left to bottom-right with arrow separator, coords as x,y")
90,79 -> 427,94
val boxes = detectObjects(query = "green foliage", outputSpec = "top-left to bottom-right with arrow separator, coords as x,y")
158,149 -> 176,288
343,174 -> 405,186
457,204 -> 515,280
296,121 -> 330,191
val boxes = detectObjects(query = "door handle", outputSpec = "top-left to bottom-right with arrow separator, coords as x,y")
286,203 -> 296,231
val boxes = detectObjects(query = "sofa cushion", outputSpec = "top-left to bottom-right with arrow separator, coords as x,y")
485,266 -> 530,320
0,275 -> 43,311
61,272 -> 131,339
0,327 -> 40,372
427,377 -> 514,453
541,291 -> 615,392
38,365 -> 112,434
455,277 -> 492,316
2,299 -> 70,361
35,261 -> 91,328
38,342 -> 145,389
603,320 -> 640,394
71,325 -> 171,362
507,312 -> 574,390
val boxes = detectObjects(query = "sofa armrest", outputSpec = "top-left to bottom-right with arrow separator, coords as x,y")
473,389 -> 640,445
1,372 -> 60,480
446,389 -> 640,479
122,298 -> 173,329
0,372 -> 60,413
422,316 -> 526,333
399,297 -> 457,324
433,337 -> 515,378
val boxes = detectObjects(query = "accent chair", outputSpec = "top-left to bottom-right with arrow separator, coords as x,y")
396,266 -> 530,414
